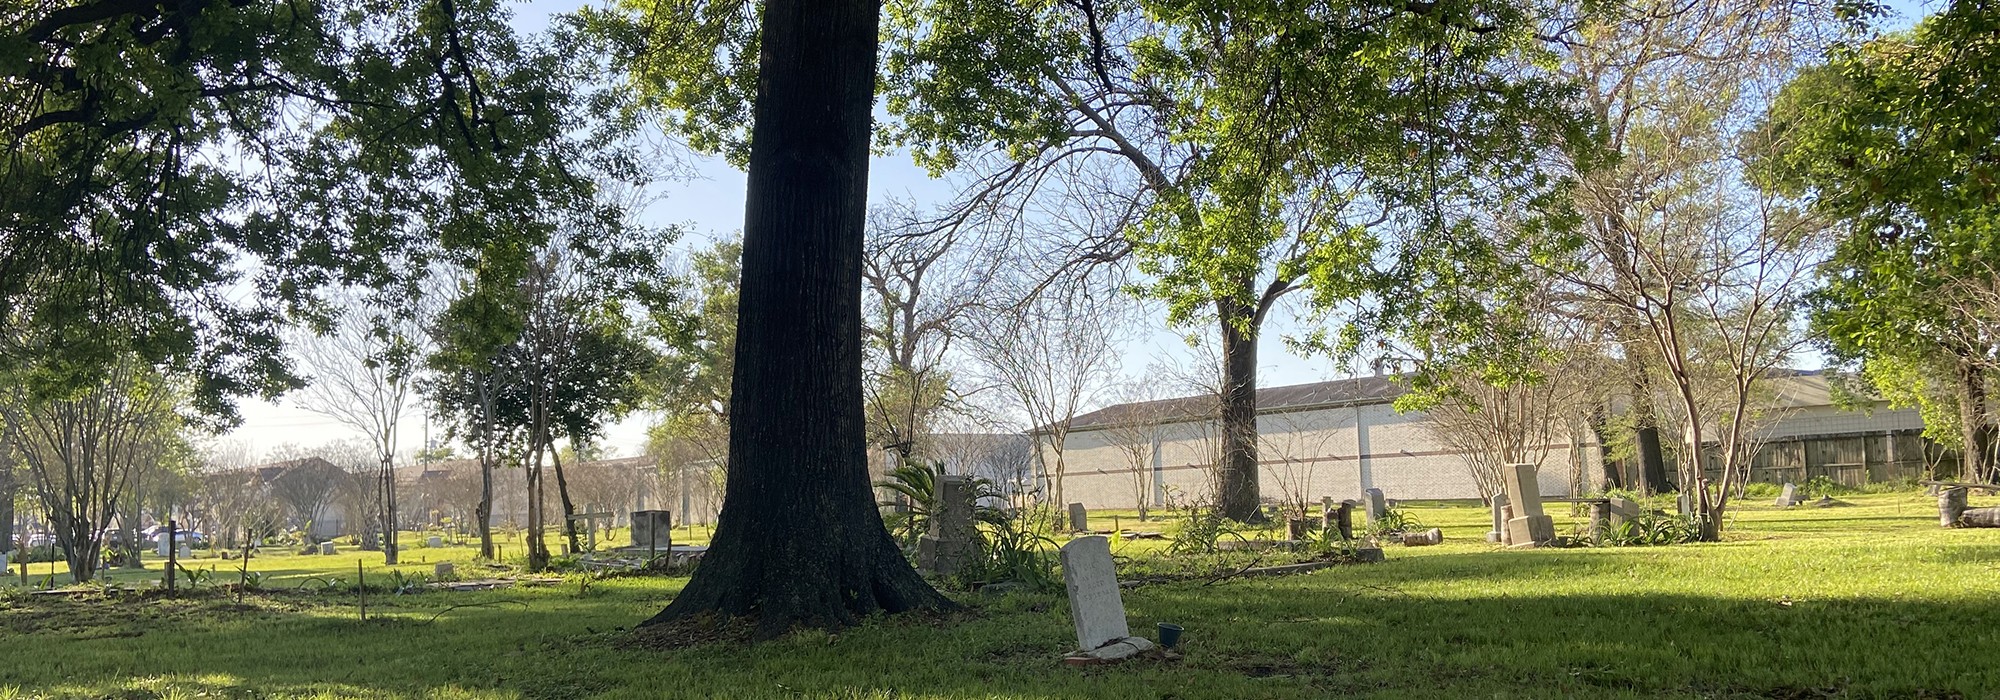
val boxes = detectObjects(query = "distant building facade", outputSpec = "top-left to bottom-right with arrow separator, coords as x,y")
1043,371 -> 1927,509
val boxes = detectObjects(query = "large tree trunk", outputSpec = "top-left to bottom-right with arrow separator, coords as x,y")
641,0 -> 952,637
1216,299 -> 1261,521
1953,354 -> 1994,482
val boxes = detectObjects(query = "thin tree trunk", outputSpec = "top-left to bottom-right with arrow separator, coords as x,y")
476,452 -> 495,559
642,0 -> 952,637
551,433 -> 582,553
1217,300 -> 1261,521
380,452 -> 399,565
1954,354 -> 1994,482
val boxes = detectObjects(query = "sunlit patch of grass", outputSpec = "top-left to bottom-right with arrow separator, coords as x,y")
4,491 -> 1999,698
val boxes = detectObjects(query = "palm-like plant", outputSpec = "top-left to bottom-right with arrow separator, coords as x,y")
875,460 -> 1007,549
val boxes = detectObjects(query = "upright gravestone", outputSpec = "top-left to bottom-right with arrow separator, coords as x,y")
427,535 -> 443,548
1319,497 -> 1337,533
1362,488 -> 1387,524
1775,482 -> 1799,508
919,475 -> 980,577
1068,503 -> 1089,533
1501,463 -> 1555,547
156,533 -> 173,557
1487,493 -> 1510,543
1059,535 -> 1152,662
1335,501 -> 1355,541
318,542 -> 336,556
434,562 -> 455,580
1941,487 -> 1970,528
631,510 -> 674,554
1606,497 -> 1643,529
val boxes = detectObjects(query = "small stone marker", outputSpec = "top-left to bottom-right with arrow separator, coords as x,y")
1059,536 -> 1154,664
1401,528 -> 1443,547
918,475 -> 980,577
434,562 -> 455,580
1362,488 -> 1387,524
427,536 -> 443,548
156,534 -> 173,557
1067,503 -> 1089,533
1941,487 -> 1970,528
319,542 -> 336,556
1487,493 -> 1510,543
1775,482 -> 1799,508
1335,501 -> 1355,541
1501,463 -> 1555,547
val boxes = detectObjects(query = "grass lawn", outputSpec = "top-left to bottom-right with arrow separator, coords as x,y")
3,491 -> 1996,699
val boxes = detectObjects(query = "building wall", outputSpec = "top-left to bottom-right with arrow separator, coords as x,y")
1047,402 -> 1598,509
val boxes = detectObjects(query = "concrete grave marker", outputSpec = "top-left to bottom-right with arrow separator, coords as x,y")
319,542 -> 336,556
1775,482 -> 1799,508
1487,493 -> 1510,543
1501,463 -> 1555,547
631,510 -> 673,555
1335,501 -> 1355,540
1060,536 -> 1154,663
919,475 -> 981,577
1067,503 -> 1089,533
1401,528 -> 1443,547
1362,488 -> 1387,524
434,562 -> 455,580
1606,497 -> 1643,528
427,536 -> 443,548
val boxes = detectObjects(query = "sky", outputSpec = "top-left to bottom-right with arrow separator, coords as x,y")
216,0 -> 1939,463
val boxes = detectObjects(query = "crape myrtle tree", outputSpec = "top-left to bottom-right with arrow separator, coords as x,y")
861,203 -> 998,466
969,292 -> 1126,524
0,358 -> 185,582
1,0 -> 658,435
429,239 -> 667,571
1751,1 -> 2000,481
292,298 -> 424,562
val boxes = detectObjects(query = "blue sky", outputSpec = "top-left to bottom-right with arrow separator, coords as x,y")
219,0 -> 1942,460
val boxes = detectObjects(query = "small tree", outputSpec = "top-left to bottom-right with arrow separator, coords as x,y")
970,294 -> 1123,521
294,298 -> 423,563
1100,383 -> 1167,521
0,359 -> 182,582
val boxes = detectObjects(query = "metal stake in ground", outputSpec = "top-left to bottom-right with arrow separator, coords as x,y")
357,560 -> 366,621
165,519 -> 178,594
237,526 -> 252,603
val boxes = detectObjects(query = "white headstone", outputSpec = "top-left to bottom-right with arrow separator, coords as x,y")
1060,536 -> 1130,651
1776,482 -> 1798,508
1487,493 -> 1510,543
318,542 -> 336,556
157,534 -> 173,557
1362,488 -> 1387,522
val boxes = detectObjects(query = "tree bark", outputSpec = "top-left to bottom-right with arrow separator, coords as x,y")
551,435 -> 583,553
1216,299 -> 1261,521
640,0 -> 952,637
1953,354 -> 1994,482
1627,356 -> 1672,494
0,462 -> 14,554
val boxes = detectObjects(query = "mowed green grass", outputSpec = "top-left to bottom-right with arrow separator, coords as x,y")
4,492 -> 1997,699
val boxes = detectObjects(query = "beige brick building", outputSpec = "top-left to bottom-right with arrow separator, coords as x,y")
1040,372 -> 1927,510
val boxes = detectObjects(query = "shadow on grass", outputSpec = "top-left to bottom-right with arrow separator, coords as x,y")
4,570 -> 1993,699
